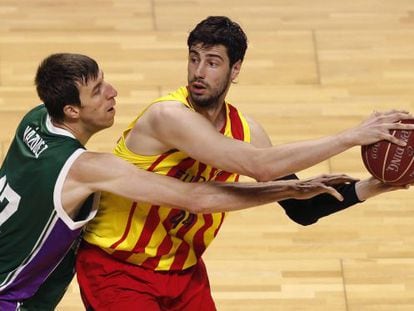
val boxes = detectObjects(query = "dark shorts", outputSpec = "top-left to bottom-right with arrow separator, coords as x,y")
76,243 -> 217,311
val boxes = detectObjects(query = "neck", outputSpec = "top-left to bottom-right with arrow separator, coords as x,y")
51,119 -> 90,145
192,100 -> 227,131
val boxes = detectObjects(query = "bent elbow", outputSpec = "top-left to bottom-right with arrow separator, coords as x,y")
249,164 -> 274,182
184,201 -> 214,214
180,188 -> 215,214
243,152 -> 279,182
253,170 -> 274,182
184,203 -> 202,214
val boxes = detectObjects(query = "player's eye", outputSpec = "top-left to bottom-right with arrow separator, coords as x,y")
93,86 -> 101,96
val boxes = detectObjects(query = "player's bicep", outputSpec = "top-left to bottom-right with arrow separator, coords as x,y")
150,102 -> 256,168
67,152 -> 119,195
69,152 -> 188,208
71,152 -> 145,194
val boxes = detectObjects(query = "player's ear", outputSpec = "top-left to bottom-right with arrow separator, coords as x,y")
63,104 -> 81,120
231,60 -> 242,82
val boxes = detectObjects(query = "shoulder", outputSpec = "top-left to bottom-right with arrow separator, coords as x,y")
142,101 -> 213,140
68,152 -> 120,183
153,86 -> 190,106
25,103 -> 46,117
243,114 -> 272,147
145,100 -> 197,124
145,87 -> 194,122
71,151 -> 113,168
17,104 -> 46,130
244,114 -> 264,132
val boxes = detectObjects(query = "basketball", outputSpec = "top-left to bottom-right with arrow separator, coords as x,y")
361,119 -> 414,186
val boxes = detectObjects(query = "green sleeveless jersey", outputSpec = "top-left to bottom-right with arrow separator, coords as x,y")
0,104 -> 98,310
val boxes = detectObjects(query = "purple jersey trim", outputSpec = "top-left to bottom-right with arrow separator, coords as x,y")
0,217 -> 81,301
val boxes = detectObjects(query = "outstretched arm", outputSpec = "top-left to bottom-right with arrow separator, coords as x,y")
132,102 -> 414,181
247,119 -> 412,225
62,151 -> 353,217
189,173 -> 357,214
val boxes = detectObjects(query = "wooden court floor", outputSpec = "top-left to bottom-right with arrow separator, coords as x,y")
1,1 -> 414,310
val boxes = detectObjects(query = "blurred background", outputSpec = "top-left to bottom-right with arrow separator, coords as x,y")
1,1 -> 414,310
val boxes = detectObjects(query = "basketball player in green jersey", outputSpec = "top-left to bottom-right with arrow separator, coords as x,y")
0,52 -> 362,310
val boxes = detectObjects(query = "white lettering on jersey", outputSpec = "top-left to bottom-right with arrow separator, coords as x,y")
23,126 -> 48,158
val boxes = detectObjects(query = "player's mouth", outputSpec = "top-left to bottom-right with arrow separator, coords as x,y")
190,82 -> 208,94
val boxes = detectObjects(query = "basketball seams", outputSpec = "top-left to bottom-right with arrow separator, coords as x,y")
384,124 -> 412,184
390,161 -> 414,184
387,149 -> 414,185
382,134 -> 394,181
362,146 -> 384,182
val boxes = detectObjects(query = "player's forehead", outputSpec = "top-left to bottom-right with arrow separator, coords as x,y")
88,69 -> 103,85
189,43 -> 229,60
77,69 -> 103,96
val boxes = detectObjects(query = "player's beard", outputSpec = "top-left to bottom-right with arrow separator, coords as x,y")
189,73 -> 231,109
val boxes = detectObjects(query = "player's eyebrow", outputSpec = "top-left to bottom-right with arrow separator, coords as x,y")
189,49 -> 224,61
206,53 -> 224,61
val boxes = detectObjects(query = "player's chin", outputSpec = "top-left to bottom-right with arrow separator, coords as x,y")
108,117 -> 115,127
189,91 -> 206,101
101,117 -> 115,129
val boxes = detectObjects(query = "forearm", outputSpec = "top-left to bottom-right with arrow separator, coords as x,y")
84,153 -> 349,215
255,134 -> 354,181
249,109 -> 414,181
187,181 -> 299,214
185,174 -> 351,214
277,174 -> 361,225
354,177 -> 407,201
104,165 -> 301,214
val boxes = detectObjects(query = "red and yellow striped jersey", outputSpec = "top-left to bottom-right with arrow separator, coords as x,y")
83,87 -> 251,271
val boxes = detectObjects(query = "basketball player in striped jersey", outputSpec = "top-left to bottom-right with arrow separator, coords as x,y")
0,53 -> 358,311
76,17 -> 414,310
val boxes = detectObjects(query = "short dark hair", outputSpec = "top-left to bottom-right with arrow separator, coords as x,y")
35,53 -> 99,121
187,16 -> 248,67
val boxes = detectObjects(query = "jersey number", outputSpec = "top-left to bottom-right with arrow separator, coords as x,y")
0,176 -> 21,226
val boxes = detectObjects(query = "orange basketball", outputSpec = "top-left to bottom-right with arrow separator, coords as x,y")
361,120 -> 414,186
